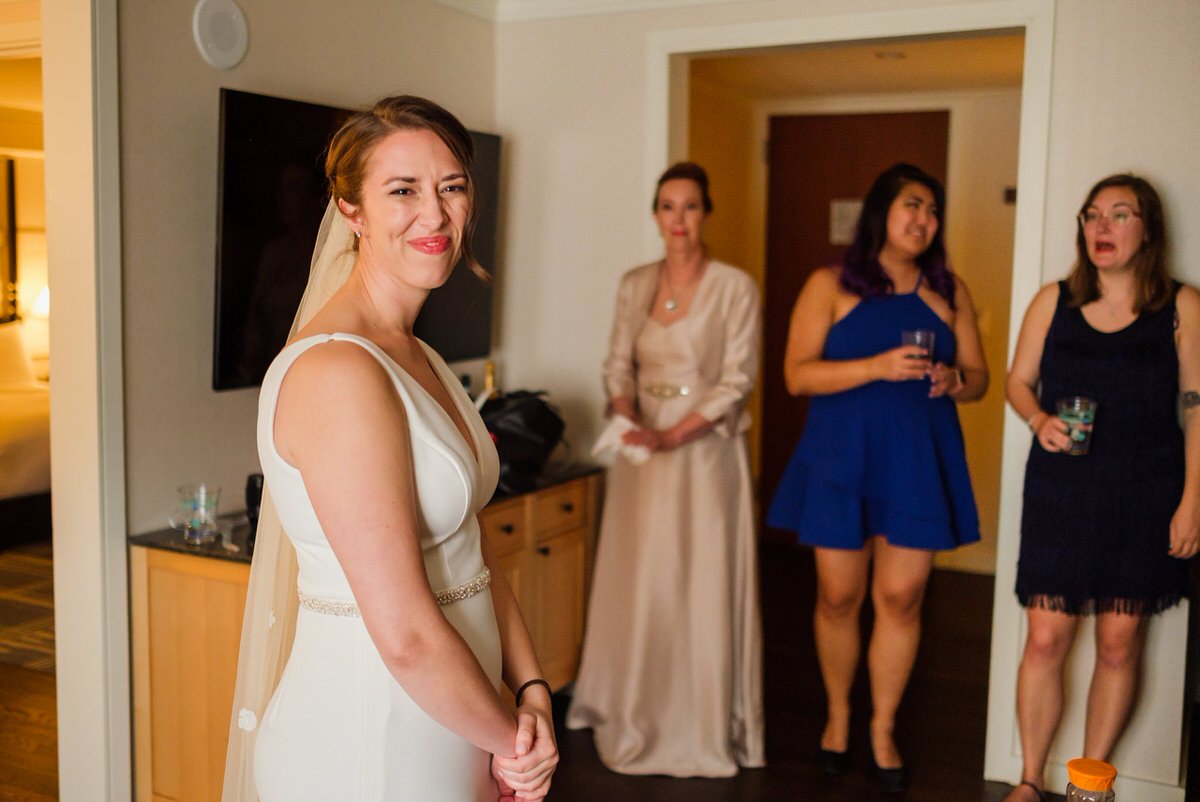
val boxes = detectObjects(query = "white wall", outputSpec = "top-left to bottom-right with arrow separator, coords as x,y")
119,0 -> 497,533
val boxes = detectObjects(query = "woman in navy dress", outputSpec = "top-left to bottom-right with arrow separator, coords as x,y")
1001,175 -> 1200,802
767,163 -> 987,792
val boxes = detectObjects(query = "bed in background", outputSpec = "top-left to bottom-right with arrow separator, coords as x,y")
0,320 -> 51,547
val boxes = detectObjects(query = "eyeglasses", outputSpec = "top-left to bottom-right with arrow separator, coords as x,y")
1078,208 -> 1142,228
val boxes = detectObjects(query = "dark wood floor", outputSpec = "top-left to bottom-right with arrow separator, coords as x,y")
550,541 -> 1047,802
0,539 -> 1192,800
0,661 -> 57,802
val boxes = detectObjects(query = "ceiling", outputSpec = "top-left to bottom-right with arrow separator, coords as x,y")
0,57 -> 40,111
0,23 -> 1021,114
689,32 -> 1024,100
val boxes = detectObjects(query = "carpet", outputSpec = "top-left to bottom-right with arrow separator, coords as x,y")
0,540 -> 54,672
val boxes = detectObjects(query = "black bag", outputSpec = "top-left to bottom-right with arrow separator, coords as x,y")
480,390 -> 565,495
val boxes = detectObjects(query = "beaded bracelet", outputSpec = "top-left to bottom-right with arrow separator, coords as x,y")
515,678 -> 551,707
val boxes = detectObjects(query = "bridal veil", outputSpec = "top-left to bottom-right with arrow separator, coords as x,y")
220,199 -> 356,801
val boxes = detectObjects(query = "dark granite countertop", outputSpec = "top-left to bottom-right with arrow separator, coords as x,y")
129,517 -> 255,564
129,462 -> 602,564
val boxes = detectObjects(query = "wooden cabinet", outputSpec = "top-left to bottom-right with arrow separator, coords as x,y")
129,546 -> 249,802
480,473 -> 600,690
130,469 -> 600,801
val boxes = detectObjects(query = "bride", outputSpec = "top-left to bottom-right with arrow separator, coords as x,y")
221,96 -> 557,801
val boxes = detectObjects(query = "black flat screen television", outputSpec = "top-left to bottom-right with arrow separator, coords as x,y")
212,88 -> 499,390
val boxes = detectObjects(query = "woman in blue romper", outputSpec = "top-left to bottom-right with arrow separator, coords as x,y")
767,163 -> 988,792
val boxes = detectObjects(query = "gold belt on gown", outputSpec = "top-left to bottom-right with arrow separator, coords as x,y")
643,383 -> 691,399
297,567 -> 492,617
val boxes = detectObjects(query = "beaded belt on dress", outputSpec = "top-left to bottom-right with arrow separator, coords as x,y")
297,567 -> 492,617
644,383 -> 690,399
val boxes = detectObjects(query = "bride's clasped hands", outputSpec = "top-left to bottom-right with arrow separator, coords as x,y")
492,688 -> 558,801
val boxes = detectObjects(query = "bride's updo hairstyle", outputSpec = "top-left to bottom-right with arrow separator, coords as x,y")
325,95 -> 489,281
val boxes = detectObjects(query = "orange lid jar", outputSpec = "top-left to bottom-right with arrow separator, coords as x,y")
1066,758 -> 1116,801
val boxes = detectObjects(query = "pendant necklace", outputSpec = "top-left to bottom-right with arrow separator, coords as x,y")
662,262 -> 699,313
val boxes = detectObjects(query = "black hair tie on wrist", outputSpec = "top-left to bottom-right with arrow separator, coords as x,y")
515,678 -> 551,707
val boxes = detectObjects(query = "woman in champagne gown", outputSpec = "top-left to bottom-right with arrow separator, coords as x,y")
223,96 -> 557,802
566,163 -> 765,777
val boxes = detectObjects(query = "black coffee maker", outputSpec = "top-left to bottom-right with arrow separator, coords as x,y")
245,473 -> 264,555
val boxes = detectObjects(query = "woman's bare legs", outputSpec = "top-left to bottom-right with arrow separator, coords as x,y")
1084,611 -> 1146,760
812,546 -> 870,753
866,538 -> 934,768
1002,607 -> 1078,802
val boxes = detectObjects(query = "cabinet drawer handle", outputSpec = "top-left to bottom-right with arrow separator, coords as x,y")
537,546 -> 550,556
499,524 -> 515,535
560,502 -> 575,513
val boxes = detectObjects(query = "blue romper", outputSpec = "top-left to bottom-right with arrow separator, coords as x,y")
767,286 -> 980,550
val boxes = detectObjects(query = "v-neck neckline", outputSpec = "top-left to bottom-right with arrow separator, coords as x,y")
323,333 -> 482,469
412,342 -> 481,467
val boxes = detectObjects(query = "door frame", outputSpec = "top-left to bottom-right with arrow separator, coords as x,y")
42,0 -> 130,799
642,0 -> 1058,792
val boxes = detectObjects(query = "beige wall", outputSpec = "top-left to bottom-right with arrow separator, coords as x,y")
15,158 -> 46,346
941,90 -> 1020,574
0,70 -> 45,310
119,0 -> 496,532
687,75 -> 762,470
687,78 -> 759,277
0,105 -> 40,153
0,89 -> 46,366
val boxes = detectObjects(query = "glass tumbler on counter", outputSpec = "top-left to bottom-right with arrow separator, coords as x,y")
169,483 -> 222,545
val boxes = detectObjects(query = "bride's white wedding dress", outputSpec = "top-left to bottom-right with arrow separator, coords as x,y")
252,332 -> 502,801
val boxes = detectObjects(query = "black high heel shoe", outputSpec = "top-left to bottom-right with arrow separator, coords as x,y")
868,742 -> 907,794
818,747 -> 850,776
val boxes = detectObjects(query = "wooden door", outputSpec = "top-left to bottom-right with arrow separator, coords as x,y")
760,111 -> 949,537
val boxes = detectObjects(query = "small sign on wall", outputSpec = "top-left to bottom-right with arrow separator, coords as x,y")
829,199 -> 863,246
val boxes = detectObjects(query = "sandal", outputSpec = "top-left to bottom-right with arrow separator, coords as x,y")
1018,780 -> 1047,802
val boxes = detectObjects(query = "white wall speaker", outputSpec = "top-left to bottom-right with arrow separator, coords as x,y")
192,0 -> 249,70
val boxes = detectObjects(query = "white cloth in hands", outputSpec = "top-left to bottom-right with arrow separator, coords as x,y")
592,414 -> 652,466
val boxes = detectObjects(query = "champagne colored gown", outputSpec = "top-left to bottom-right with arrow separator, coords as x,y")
252,333 -> 503,801
566,261 -> 766,777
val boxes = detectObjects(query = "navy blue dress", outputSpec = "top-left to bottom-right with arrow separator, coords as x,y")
767,287 -> 980,550
1016,281 -> 1189,615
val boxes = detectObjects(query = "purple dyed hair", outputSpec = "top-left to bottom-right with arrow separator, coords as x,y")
839,163 -> 955,309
